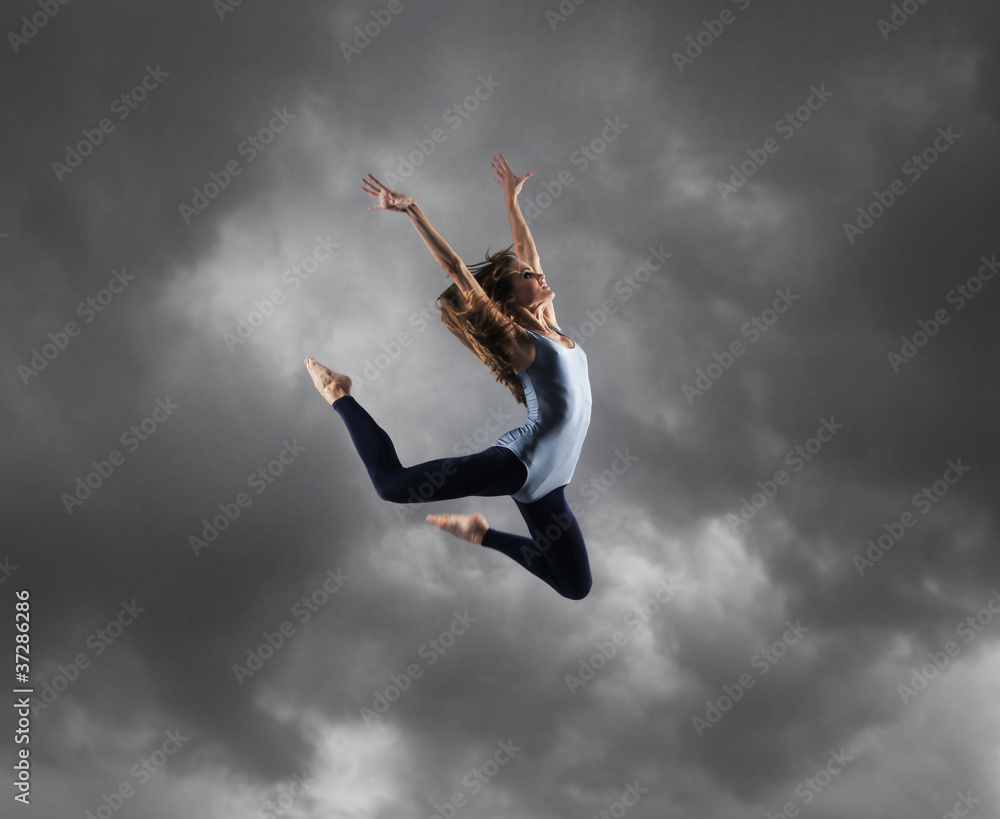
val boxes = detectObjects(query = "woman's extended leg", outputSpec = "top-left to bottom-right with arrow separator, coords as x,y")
480,487 -> 592,600
307,357 -> 527,502
331,395 -> 527,502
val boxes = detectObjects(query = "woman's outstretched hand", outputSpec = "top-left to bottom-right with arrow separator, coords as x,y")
491,153 -> 532,200
362,173 -> 415,212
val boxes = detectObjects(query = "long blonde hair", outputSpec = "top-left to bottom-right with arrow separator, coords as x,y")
436,244 -> 529,405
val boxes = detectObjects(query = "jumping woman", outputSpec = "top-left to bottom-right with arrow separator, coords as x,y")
304,154 -> 593,600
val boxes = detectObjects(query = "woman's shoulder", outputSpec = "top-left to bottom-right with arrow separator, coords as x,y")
506,326 -> 537,374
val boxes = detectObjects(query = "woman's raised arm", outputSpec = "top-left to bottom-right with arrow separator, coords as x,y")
491,154 -> 543,276
491,155 -> 560,328
361,173 -> 483,295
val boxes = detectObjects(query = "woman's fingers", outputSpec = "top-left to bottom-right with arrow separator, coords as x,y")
363,174 -> 406,211
364,186 -> 390,210
492,154 -> 532,190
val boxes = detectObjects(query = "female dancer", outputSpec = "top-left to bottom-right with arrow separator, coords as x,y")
305,154 -> 593,600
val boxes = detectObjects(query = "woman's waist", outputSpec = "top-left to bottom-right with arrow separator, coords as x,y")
496,407 -> 591,441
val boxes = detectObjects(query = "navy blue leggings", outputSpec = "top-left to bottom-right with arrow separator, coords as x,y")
332,396 -> 592,600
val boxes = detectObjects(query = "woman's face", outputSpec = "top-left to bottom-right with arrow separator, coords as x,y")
505,260 -> 553,310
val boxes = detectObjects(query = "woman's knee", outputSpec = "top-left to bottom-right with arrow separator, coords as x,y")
375,473 -> 448,504
560,574 -> 593,601
373,476 -> 411,504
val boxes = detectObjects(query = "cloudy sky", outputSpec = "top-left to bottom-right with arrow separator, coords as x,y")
2,0 -> 999,817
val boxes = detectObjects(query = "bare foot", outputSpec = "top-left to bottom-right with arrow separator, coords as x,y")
426,513 -> 490,545
305,357 -> 352,405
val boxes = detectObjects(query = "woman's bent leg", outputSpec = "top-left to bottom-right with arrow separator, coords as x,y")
480,487 -> 592,600
332,396 -> 526,501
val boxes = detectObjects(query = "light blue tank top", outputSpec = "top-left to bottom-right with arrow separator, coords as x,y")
493,328 -> 592,503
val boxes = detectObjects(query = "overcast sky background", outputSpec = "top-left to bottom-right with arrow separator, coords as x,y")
2,1 -> 999,817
